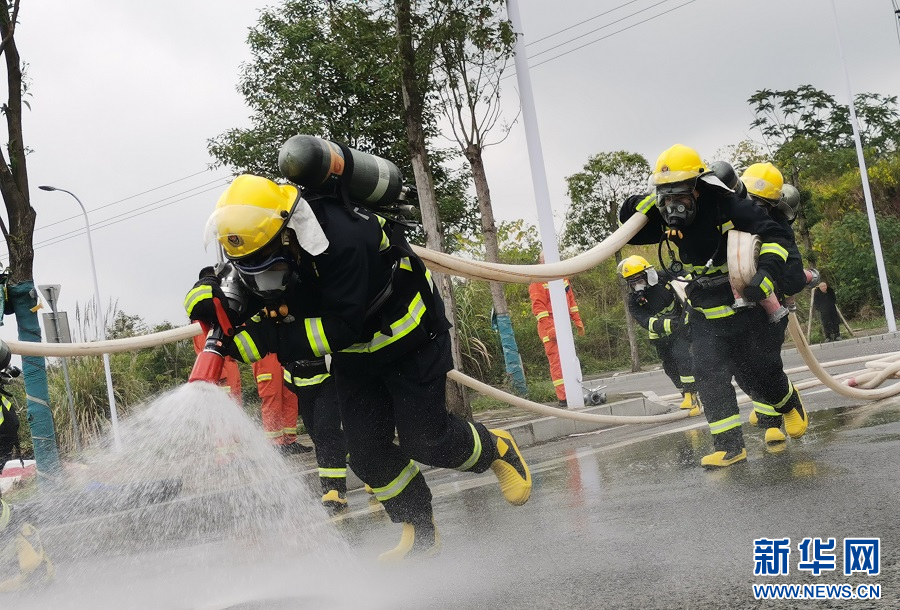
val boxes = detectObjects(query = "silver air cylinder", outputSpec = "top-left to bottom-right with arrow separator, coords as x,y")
278,135 -> 404,209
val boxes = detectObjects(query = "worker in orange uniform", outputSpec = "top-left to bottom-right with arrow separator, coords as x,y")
252,353 -> 312,455
528,254 -> 585,408
190,268 -> 242,403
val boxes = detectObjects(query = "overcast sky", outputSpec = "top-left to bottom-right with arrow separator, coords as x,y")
1,0 -> 898,346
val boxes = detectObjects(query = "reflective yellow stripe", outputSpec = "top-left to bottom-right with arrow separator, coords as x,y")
399,256 -> 413,272
752,403 -> 780,417
648,317 -> 657,332
636,193 -> 657,214
663,319 -> 672,334
184,285 -> 212,315
773,383 -> 795,410
319,468 -> 347,479
342,293 -> 427,353
709,414 -> 741,435
290,373 -> 331,387
283,427 -> 297,434
684,263 -> 728,275
305,317 -> 331,357
256,373 -> 273,383
265,430 -> 283,438
552,378 -> 564,387
283,369 -> 291,383
234,330 -> 262,363
535,311 -> 550,320
542,336 -> 551,343
458,422 -> 482,471
0,396 -> 9,427
569,306 -> 579,312
680,375 -> 695,384
720,220 -> 734,233
695,305 -> 735,319
648,331 -> 660,340
0,499 -> 10,532
372,460 -> 420,502
760,275 -> 774,297
760,243 -> 788,262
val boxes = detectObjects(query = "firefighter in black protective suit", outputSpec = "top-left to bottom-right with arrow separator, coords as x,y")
734,162 -> 819,444
619,144 -> 810,468
187,171 -> 532,560
616,254 -> 700,416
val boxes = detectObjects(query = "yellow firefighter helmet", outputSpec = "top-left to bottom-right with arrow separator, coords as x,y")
650,144 -> 707,187
741,162 -> 784,203
617,255 -> 653,279
203,175 -> 301,260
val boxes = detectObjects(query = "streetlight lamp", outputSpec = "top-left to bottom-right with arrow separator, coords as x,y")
38,185 -> 122,450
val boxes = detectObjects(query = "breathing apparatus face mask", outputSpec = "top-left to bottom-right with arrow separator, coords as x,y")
232,236 -> 298,301
626,268 -> 658,303
656,182 -> 698,229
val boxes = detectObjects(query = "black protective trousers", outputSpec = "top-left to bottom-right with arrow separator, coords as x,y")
690,308 -> 795,453
291,380 -> 348,494
653,326 -> 695,394
333,332 -> 496,525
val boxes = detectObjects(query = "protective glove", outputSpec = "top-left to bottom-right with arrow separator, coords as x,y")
651,316 -> 680,336
183,276 -> 227,325
575,322 -> 586,337
227,316 -> 277,364
623,193 -> 657,216
743,270 -> 777,303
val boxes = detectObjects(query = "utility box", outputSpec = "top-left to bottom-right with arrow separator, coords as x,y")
42,311 -> 73,344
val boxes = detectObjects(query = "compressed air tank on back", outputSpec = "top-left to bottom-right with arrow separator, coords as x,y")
278,135 -> 404,209
710,160 -> 747,199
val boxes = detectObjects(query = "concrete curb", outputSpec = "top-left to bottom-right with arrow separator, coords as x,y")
780,330 -> 900,356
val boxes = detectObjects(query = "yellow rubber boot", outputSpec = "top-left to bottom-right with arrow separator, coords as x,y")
364,484 -> 374,495
749,409 -> 758,426
764,427 -> 786,444
680,393 -> 693,410
782,397 -> 809,439
700,448 -> 747,468
0,524 -> 55,592
322,490 -> 348,516
378,518 -> 441,562
689,393 -> 702,417
489,429 -> 532,506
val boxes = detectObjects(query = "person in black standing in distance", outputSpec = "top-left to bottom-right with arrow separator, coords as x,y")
813,282 -> 841,342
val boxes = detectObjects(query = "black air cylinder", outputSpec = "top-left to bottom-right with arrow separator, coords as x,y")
278,135 -> 404,208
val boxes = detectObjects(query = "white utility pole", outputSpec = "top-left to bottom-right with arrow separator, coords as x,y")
507,0 -> 584,408
829,0 -> 896,332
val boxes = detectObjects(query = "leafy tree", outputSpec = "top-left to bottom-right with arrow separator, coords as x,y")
432,0 -> 525,393
563,151 -> 650,372
810,212 -> 900,316
712,140 -> 767,175
0,0 -> 60,471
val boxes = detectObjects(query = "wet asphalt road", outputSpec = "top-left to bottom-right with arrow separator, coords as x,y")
8,336 -> 900,609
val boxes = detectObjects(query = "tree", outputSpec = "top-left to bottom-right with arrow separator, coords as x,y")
433,0 -> 526,394
0,1 -> 60,472
563,151 -> 650,372
712,140 -> 767,175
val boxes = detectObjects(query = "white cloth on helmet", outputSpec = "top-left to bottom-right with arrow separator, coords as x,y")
287,197 -> 329,255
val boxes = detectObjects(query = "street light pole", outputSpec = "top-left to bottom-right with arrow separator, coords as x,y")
38,185 -> 122,450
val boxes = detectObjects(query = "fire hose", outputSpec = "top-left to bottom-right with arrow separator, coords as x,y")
6,221 -> 900,424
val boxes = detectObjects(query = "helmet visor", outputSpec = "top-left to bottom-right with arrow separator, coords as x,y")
203,205 -> 288,259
